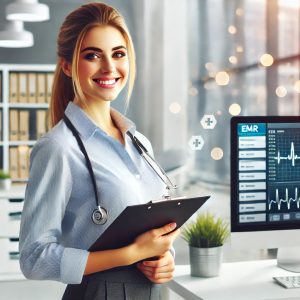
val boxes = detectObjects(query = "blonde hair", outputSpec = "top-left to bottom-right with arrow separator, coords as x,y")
50,2 -> 136,127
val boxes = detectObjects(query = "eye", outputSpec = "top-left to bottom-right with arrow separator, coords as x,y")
84,52 -> 100,61
113,51 -> 126,59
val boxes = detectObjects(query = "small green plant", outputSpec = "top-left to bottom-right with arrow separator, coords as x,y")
182,212 -> 230,248
0,170 -> 11,180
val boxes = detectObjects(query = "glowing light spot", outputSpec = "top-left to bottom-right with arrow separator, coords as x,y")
216,110 -> 222,116
169,102 -> 181,114
276,86 -> 287,98
211,147 -> 224,160
236,8 -> 243,16
229,103 -> 241,116
236,46 -> 243,53
229,56 -> 238,64
228,25 -> 237,34
215,71 -> 230,86
294,80 -> 300,93
260,53 -> 274,67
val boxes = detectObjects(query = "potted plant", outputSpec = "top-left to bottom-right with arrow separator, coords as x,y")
0,169 -> 11,190
182,212 -> 230,277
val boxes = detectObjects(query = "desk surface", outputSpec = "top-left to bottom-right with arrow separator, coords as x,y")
168,259 -> 300,300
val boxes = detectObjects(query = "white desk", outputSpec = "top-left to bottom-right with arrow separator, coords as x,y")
168,260 -> 300,300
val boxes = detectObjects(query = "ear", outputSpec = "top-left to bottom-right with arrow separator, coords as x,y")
60,58 -> 72,77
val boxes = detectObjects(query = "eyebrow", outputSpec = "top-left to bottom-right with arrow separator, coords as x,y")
80,46 -> 126,53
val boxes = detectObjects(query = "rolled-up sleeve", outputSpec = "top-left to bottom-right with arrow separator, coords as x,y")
19,137 -> 89,284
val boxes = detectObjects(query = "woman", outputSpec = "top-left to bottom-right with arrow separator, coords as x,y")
19,2 -> 180,299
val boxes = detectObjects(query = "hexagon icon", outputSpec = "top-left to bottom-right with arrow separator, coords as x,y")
188,135 -> 204,151
200,114 -> 217,129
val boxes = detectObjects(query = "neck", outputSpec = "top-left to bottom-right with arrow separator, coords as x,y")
74,97 -> 114,132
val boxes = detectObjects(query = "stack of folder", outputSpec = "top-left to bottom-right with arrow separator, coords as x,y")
9,72 -> 54,103
9,109 -> 48,141
9,146 -> 31,180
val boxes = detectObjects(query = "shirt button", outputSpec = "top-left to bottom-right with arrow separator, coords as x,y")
135,174 -> 141,179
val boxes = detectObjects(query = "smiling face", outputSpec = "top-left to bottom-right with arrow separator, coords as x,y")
77,25 -> 129,104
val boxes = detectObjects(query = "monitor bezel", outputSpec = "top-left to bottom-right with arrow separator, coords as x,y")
231,116 -> 300,232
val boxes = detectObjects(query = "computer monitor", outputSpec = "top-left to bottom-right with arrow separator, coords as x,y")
231,116 -> 300,272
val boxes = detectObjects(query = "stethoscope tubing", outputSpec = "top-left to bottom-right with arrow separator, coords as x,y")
63,114 -> 176,225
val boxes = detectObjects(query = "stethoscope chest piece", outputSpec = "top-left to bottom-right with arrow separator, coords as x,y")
92,207 -> 108,225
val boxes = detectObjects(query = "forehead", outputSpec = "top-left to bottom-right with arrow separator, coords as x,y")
81,25 -> 126,50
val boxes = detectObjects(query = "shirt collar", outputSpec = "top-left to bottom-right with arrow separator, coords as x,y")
64,102 -> 136,141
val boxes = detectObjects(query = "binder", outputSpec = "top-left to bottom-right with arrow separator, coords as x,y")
9,147 -> 19,180
9,110 -> 19,141
36,110 -> 47,138
28,73 -> 37,103
89,195 -> 210,252
19,110 -> 29,140
36,73 -> 46,103
9,73 -> 19,103
18,146 -> 29,179
0,72 -> 2,101
46,72 -> 54,103
0,110 -> 2,140
19,73 -> 28,103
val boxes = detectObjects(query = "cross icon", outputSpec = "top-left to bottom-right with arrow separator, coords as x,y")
193,139 -> 202,148
201,114 -> 217,129
188,135 -> 204,151
205,117 -> 213,126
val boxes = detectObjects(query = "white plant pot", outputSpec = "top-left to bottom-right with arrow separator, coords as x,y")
0,178 -> 11,190
189,245 -> 223,277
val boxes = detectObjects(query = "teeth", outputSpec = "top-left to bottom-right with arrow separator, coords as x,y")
97,79 -> 116,85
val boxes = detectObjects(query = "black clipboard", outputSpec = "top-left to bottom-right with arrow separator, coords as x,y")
89,195 -> 210,252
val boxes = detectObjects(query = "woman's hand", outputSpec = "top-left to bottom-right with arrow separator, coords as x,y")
137,251 -> 175,284
132,222 -> 180,260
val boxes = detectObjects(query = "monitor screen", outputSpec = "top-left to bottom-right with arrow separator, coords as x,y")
231,116 -> 300,233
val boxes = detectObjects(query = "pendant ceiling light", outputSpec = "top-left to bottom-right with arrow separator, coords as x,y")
6,0 -> 50,22
0,20 -> 33,48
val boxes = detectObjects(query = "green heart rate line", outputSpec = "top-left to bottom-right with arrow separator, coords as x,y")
268,187 -> 300,210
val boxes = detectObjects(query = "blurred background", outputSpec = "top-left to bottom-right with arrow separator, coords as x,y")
0,0 -> 299,299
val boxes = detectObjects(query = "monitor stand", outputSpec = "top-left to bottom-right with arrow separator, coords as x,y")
277,247 -> 300,272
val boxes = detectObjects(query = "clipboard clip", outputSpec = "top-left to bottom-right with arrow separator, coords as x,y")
148,196 -> 187,204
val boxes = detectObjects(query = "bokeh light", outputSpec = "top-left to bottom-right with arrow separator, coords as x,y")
211,147 -> 224,160
260,53 -> 274,67
215,71 -> 230,86
229,103 -> 241,116
275,86 -> 287,98
169,102 -> 182,114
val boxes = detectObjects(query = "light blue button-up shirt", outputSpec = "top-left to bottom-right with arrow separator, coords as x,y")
19,102 -> 167,284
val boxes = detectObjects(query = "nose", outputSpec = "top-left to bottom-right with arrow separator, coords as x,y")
100,56 -> 115,73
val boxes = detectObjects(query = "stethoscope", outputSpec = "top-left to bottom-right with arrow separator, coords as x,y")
63,114 -> 177,225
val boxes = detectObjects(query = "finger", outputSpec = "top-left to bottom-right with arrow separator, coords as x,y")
165,228 -> 181,239
152,223 -> 177,237
142,269 -> 174,281
139,264 -> 175,274
142,258 -> 167,268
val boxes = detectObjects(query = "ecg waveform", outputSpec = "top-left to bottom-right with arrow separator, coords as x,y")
273,142 -> 300,167
268,187 -> 300,210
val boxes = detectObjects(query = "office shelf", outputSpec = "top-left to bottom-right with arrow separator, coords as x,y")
0,64 -> 55,181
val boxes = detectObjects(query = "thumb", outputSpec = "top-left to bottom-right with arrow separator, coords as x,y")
154,222 -> 177,237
